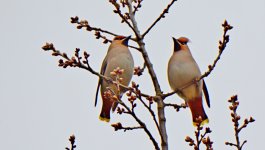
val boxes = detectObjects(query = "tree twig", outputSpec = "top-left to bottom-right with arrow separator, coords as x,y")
118,100 -> 160,150
185,121 -> 213,150
164,102 -> 187,112
198,20 -> 233,80
225,95 -> 255,150
111,122 -> 143,132
71,16 -> 117,34
142,0 -> 177,38
65,135 -> 76,150
109,0 -> 139,38
132,0 -> 143,14
70,16 -> 141,51
130,82 -> 164,142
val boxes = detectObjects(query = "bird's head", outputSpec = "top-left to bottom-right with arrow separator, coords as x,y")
172,36 -> 190,52
112,35 -> 131,46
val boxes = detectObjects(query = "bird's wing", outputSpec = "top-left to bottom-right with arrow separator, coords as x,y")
94,57 -> 108,107
203,80 -> 210,108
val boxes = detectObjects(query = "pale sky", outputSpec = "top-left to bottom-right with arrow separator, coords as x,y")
1,0 -> 265,149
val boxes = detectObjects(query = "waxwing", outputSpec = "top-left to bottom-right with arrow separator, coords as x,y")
167,37 -> 210,126
95,35 -> 134,122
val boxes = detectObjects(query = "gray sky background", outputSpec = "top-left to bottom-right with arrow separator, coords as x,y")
1,0 -> 264,149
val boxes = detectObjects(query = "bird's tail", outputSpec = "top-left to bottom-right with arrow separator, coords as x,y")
187,97 -> 209,126
99,97 -> 114,122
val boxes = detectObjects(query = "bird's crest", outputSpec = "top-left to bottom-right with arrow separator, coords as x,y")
113,36 -> 126,41
113,35 -> 131,46
177,37 -> 190,45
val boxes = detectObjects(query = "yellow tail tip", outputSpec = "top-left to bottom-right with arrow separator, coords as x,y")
193,118 -> 209,127
99,116 -> 110,122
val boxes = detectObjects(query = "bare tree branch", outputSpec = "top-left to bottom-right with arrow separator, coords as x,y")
225,95 -> 255,150
71,16 -> 118,36
70,16 -> 141,51
118,99 -> 160,150
198,20 -> 233,80
132,0 -> 143,14
109,0 -> 139,38
142,0 -> 177,38
127,1 -> 168,149
130,82 -> 164,142
42,44 -> 103,77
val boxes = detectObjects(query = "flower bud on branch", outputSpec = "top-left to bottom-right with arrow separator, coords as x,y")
225,95 -> 255,150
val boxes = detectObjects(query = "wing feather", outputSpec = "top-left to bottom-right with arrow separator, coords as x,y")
203,80 -> 210,108
94,58 -> 108,106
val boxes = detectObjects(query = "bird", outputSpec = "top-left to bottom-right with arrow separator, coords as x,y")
167,36 -> 210,126
95,35 -> 134,122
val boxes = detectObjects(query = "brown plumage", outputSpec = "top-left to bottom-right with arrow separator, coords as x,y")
95,35 -> 134,122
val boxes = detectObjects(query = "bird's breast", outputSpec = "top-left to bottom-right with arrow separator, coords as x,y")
102,52 -> 134,94
168,53 -> 202,100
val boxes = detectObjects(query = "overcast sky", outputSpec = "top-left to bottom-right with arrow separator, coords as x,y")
1,0 -> 265,149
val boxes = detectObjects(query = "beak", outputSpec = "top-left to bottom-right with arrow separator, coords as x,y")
122,35 -> 131,46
